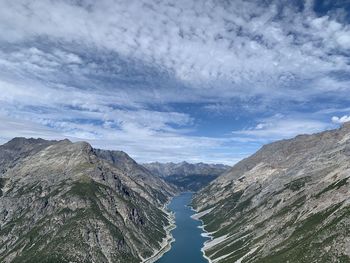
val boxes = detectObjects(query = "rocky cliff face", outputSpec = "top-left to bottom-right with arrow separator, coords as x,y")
0,138 -> 175,263
193,123 -> 350,263
143,162 -> 230,191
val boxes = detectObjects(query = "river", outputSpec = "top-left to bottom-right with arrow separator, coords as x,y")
156,192 -> 209,263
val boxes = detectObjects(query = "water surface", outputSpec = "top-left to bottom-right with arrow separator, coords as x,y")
156,192 -> 209,263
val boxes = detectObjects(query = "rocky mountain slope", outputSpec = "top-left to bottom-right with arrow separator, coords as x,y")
143,162 -> 230,191
0,138 -> 176,263
193,123 -> 350,263
0,138 -> 57,175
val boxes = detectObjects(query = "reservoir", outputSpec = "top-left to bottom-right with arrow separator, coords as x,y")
157,192 -> 209,263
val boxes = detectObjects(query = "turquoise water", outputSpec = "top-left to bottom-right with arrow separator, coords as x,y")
156,192 -> 209,263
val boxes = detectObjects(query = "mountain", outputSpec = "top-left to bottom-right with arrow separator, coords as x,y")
192,123 -> 350,263
0,137 -> 58,175
94,149 -> 175,204
0,138 -> 176,263
143,162 -> 230,191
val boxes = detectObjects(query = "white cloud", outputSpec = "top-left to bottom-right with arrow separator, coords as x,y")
0,0 -> 349,99
331,115 -> 350,124
0,0 -> 349,164
0,111 -> 238,164
233,115 -> 333,141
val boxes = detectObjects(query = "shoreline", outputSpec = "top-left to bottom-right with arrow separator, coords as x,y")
144,192 -> 213,263
190,206 -> 214,263
141,199 -> 177,263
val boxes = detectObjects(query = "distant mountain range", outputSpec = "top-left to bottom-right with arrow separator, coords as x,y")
143,162 -> 230,191
192,122 -> 350,263
0,138 -> 176,263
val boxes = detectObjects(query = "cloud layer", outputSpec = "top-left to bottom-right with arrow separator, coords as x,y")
0,0 -> 349,163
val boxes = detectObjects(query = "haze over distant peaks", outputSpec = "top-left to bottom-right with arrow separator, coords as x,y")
143,161 -> 230,191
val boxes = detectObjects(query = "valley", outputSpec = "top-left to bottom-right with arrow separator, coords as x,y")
2,0 -> 350,262
1,123 -> 350,263
0,137 -> 224,263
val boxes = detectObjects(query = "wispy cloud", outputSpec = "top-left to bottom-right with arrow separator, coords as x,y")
232,114 -> 335,142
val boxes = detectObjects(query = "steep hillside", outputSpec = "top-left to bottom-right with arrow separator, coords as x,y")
193,123 -> 350,263
0,138 -> 175,263
143,162 -> 230,191
94,149 -> 175,204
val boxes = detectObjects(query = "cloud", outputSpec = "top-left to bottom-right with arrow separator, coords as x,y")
0,0 -> 349,101
233,115 -> 333,142
0,0 -> 349,163
331,115 -> 350,124
0,110 -> 239,164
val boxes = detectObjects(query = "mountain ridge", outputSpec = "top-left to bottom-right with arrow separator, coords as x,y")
0,138 -> 175,263
192,122 -> 350,263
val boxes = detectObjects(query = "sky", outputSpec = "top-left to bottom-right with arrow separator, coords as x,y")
0,0 -> 350,164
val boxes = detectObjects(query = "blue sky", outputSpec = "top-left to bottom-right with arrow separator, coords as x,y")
0,0 -> 350,164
